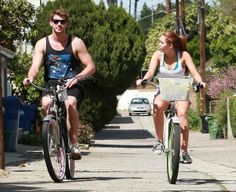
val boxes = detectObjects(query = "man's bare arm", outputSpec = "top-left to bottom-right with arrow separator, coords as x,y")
23,38 -> 45,85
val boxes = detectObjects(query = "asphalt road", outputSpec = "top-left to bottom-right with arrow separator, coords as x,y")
1,110 -> 236,191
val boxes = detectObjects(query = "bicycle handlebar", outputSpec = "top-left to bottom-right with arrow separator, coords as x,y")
141,78 -> 203,93
28,75 -> 94,93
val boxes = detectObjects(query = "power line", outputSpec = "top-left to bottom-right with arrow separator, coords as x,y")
137,10 -> 165,22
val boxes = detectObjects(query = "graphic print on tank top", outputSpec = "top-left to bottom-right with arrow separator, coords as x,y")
46,53 -> 74,79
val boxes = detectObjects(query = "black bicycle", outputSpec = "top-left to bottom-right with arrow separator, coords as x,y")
142,76 -> 202,184
30,75 -> 90,182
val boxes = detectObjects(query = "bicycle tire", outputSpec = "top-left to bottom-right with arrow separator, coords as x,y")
42,119 -> 66,182
64,130 -> 75,179
167,121 -> 180,184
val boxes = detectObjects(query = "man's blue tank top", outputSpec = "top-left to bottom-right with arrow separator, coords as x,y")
44,35 -> 78,81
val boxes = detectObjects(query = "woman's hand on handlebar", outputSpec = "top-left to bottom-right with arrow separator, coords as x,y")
200,81 -> 207,88
136,79 -> 143,86
193,81 -> 206,92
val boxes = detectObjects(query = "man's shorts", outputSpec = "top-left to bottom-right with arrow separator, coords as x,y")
42,80 -> 85,108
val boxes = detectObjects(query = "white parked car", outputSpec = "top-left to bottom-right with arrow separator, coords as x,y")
128,97 -> 152,116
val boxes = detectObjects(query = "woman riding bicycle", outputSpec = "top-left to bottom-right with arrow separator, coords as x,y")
136,31 -> 206,164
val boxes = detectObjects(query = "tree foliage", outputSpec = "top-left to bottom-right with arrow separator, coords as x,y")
0,0 -> 36,50
218,0 -> 236,23
206,6 -> 236,69
9,52 -> 44,104
17,0 -> 146,131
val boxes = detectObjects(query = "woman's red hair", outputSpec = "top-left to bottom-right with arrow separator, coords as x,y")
163,31 -> 188,52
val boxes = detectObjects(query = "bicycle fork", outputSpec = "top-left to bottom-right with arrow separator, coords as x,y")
163,113 -> 180,153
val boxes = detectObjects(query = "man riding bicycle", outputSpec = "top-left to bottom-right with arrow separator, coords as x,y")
23,8 -> 96,160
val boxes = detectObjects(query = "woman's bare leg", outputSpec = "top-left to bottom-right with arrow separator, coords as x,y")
175,101 -> 190,152
153,95 -> 169,142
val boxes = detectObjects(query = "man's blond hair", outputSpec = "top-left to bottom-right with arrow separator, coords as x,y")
49,8 -> 69,21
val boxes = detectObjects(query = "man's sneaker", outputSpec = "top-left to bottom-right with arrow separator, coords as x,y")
180,151 -> 192,164
70,144 -> 82,160
152,141 -> 164,155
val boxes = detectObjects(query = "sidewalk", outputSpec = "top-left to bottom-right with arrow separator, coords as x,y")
1,110 -> 236,191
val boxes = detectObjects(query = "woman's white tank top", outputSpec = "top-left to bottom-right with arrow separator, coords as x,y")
159,51 -> 185,77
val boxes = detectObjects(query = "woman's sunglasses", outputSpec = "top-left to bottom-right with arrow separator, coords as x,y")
52,19 -> 66,25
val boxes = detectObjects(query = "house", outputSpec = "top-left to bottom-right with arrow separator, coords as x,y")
0,45 -> 15,97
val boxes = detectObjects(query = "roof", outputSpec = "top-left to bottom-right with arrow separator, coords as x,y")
0,45 -> 15,59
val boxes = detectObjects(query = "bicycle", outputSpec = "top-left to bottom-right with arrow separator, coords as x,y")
141,75 -> 202,184
29,75 -> 91,182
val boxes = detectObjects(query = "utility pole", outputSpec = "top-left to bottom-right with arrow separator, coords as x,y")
199,0 -> 207,115
151,1 -> 154,24
134,0 -> 139,20
166,0 -> 171,14
129,0 -> 131,14
175,0 -> 180,34
180,0 -> 185,30
0,55 -> 4,169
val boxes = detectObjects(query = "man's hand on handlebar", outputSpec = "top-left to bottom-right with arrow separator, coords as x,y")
23,78 -> 33,86
65,77 -> 78,89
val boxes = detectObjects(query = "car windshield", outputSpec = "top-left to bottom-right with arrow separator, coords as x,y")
131,98 -> 149,104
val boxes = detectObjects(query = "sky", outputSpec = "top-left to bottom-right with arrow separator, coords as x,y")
93,0 -> 213,19
93,0 -> 165,18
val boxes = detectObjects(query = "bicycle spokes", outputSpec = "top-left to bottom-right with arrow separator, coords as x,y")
42,120 -> 66,182
167,122 -> 180,184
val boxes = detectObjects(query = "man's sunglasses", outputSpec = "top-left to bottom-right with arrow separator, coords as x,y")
52,19 -> 66,25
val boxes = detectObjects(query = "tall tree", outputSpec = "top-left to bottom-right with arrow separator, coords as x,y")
166,0 -> 171,14
138,2 -> 165,36
107,0 -> 117,6
138,3 -> 152,35
0,0 -> 36,50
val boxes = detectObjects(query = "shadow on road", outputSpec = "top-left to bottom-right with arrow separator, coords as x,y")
109,116 -> 134,124
95,129 -> 154,140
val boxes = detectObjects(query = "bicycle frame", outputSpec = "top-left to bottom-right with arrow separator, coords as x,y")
29,76 -> 90,182
163,101 -> 180,152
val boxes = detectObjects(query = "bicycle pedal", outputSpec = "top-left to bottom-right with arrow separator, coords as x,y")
70,153 -> 82,160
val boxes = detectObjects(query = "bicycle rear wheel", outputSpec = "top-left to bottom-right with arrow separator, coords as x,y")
167,121 -> 180,184
42,119 -> 66,182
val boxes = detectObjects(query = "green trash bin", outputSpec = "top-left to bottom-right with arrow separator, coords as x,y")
208,117 -> 219,140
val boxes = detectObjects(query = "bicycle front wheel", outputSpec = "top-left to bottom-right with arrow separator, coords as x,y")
42,119 -> 66,182
167,121 -> 180,184
64,130 -> 75,180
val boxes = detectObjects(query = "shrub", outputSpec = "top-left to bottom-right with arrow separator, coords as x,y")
78,122 -> 94,145
207,67 -> 236,99
189,108 -> 200,131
